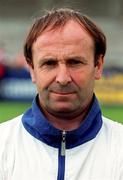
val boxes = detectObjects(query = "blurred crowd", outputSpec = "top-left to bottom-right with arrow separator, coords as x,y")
0,43 -> 28,80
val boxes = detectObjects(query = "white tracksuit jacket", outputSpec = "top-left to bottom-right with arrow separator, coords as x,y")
0,95 -> 123,180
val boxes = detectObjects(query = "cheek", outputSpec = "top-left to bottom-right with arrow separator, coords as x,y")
71,70 -> 87,87
71,70 -> 95,88
35,71 -> 56,91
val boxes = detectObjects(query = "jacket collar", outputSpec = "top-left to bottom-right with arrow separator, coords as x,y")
22,94 -> 102,149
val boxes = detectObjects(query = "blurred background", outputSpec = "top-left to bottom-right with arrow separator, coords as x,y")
0,0 -> 123,123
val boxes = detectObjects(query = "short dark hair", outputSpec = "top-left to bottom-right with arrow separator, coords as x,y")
24,8 -> 106,66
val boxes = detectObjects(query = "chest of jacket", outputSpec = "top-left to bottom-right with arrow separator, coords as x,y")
7,128 -> 118,180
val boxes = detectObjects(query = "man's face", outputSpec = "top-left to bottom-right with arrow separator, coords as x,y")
29,20 -> 103,117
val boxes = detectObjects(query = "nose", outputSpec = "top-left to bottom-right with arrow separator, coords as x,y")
56,64 -> 72,85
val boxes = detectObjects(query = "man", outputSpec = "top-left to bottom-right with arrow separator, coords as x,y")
0,8 -> 123,180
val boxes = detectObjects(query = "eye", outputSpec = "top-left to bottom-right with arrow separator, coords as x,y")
67,57 -> 88,67
67,59 -> 83,66
40,59 -> 58,68
44,60 -> 57,66
70,59 -> 81,64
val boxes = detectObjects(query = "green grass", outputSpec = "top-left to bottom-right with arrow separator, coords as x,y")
0,101 -> 123,124
101,105 -> 123,124
0,101 -> 31,123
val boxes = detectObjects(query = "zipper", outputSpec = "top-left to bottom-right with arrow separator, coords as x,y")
57,130 -> 66,180
61,130 -> 66,156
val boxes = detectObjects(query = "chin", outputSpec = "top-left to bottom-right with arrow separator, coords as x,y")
53,107 -> 73,113
52,103 -> 75,111
49,103 -> 79,114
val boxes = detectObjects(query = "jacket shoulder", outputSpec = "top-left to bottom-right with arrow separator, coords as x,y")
0,115 -> 23,151
0,115 -> 23,176
0,115 -> 23,135
102,116 -> 123,134
102,116 -> 123,155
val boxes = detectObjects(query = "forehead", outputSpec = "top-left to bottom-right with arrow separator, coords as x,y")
32,20 -> 94,52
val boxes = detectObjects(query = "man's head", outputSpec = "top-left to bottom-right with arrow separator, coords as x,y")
23,8 -> 106,121
24,8 -> 106,67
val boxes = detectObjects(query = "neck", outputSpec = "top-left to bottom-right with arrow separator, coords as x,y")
40,101 -> 92,131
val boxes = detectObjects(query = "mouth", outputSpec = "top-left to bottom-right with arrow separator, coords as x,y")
50,91 -> 75,95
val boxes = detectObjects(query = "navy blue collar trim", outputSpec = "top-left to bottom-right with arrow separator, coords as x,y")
22,94 -> 102,149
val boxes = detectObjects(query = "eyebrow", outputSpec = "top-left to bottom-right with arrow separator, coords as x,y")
38,57 -> 58,65
67,56 -> 87,61
38,55 -> 88,65
65,56 -> 88,65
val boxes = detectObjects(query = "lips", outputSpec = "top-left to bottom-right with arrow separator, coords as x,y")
50,91 -> 75,95
50,91 -> 76,101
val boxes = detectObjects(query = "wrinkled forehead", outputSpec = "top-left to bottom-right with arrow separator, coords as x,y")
32,20 -> 94,50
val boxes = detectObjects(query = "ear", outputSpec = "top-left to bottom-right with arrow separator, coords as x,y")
28,64 -> 36,83
95,55 -> 104,80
